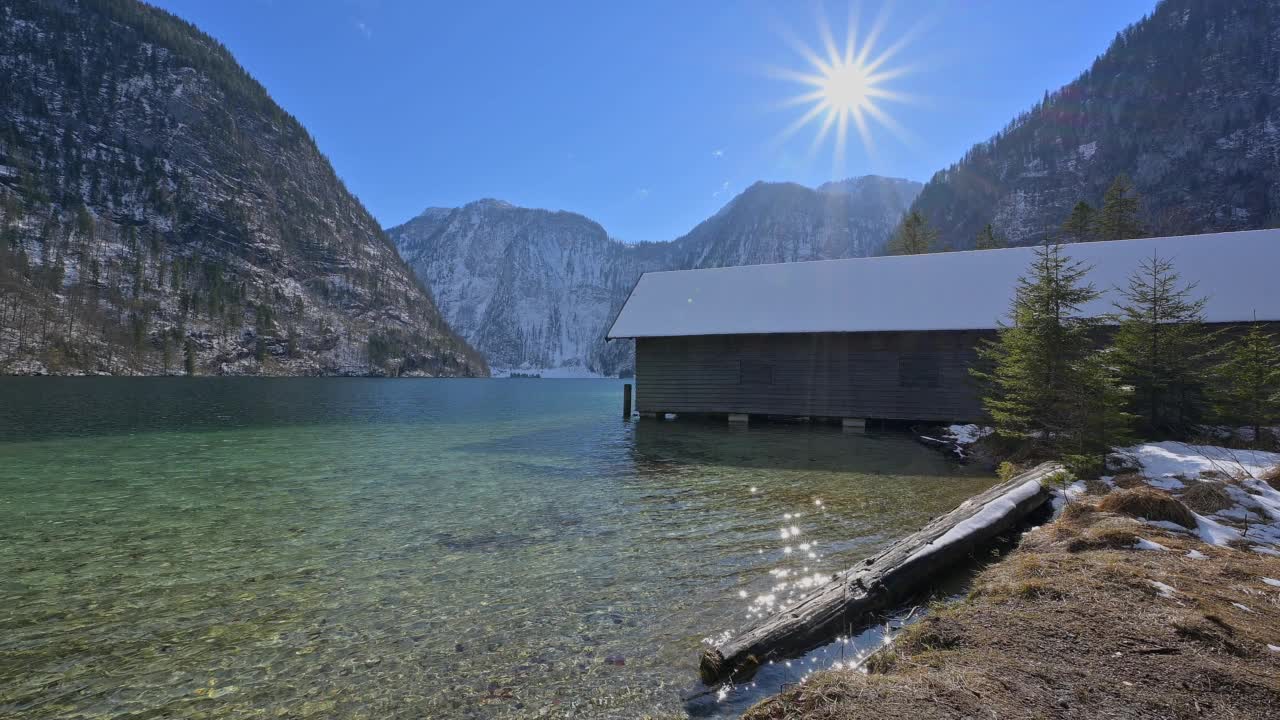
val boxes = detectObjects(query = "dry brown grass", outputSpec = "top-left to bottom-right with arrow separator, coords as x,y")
1263,464 -> 1280,492
743,506 -> 1280,720
1098,487 -> 1197,528
1178,480 -> 1234,514
1058,500 -> 1098,523
1112,471 -> 1147,489
1083,476 -> 1113,496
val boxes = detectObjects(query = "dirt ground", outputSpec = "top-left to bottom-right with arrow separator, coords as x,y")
742,491 -> 1280,719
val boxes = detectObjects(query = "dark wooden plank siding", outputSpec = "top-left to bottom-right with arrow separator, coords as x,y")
635,332 -> 994,422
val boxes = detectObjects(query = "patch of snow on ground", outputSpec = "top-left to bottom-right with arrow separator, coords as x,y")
945,424 -> 993,446
1145,520 -> 1193,534
1121,442 -> 1280,550
1261,577 -> 1280,588
1134,538 -> 1170,552
1255,546 -> 1280,557
1052,480 -> 1089,512
1065,480 -> 1088,500
1270,645 -> 1280,653
1193,512 -> 1243,547
1185,549 -> 1208,560
1148,580 -> 1176,597
1231,602 -> 1254,613
1148,476 -> 1186,491
1127,441 -> 1279,482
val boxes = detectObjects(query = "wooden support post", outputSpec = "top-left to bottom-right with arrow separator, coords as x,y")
622,383 -> 632,419
728,413 -> 749,425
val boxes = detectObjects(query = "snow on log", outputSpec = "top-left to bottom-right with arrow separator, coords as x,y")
698,462 -> 1061,686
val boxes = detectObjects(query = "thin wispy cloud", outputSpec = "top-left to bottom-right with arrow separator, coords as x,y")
634,188 -> 651,199
712,180 -> 730,198
355,21 -> 372,39
711,148 -> 725,158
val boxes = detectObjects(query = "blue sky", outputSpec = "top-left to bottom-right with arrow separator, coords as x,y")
153,0 -> 1156,242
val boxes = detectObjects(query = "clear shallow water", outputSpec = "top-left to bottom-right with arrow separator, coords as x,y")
0,378 -> 995,719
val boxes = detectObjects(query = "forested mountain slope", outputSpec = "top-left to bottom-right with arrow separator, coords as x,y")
672,176 -> 922,268
388,177 -> 921,375
0,0 -> 486,376
908,0 -> 1280,248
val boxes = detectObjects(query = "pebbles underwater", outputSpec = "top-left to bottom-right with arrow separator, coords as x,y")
0,378 -> 996,718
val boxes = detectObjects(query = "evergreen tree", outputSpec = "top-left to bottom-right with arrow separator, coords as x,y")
887,210 -> 937,255
161,333 -> 172,373
1061,201 -> 1096,243
1111,252 -> 1211,436
1213,324 -> 1280,446
972,243 -> 1118,457
183,338 -> 196,376
975,223 -> 1006,250
1065,350 -> 1135,474
1093,175 -> 1143,241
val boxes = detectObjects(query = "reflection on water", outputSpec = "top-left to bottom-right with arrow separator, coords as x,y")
0,378 -> 995,719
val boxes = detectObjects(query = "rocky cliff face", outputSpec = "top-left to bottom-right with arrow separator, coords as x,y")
389,177 -> 921,375
0,0 -> 486,376
908,0 -> 1280,247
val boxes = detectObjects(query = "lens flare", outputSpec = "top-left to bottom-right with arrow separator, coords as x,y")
773,4 -> 919,170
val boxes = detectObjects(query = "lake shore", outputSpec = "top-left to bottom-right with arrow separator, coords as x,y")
740,445 -> 1280,719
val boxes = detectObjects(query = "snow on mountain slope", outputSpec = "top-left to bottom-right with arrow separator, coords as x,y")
388,177 -> 921,375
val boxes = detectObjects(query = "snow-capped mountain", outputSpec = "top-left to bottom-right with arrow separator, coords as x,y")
388,177 -> 921,375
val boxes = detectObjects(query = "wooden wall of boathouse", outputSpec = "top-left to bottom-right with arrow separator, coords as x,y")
634,331 -> 994,423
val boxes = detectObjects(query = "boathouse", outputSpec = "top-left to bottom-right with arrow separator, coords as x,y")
606,229 -> 1280,424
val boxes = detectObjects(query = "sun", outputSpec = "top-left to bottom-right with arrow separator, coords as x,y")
774,7 -> 918,169
820,59 -> 872,116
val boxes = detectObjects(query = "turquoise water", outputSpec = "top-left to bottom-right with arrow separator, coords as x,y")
0,378 -> 994,718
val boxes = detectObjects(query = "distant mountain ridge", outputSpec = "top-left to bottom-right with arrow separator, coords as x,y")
0,0 -> 486,376
908,0 -> 1280,247
388,176 -> 922,375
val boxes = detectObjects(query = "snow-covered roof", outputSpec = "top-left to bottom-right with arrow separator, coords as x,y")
606,229 -> 1280,339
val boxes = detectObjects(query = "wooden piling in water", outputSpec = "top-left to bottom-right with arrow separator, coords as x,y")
622,383 -> 633,419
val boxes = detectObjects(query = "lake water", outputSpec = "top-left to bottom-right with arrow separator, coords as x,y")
0,378 -> 995,719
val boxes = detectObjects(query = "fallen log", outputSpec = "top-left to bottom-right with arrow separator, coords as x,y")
698,462 -> 1062,685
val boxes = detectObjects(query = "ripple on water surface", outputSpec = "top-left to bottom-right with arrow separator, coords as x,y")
0,378 -> 996,718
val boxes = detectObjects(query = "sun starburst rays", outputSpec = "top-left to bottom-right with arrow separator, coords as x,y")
772,5 -> 919,172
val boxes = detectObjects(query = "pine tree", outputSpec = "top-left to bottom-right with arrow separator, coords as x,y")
1061,201 -> 1096,243
975,223 -> 1006,250
1093,175 -> 1143,241
1065,350 -> 1135,475
972,243 -> 1116,457
161,334 -> 172,373
183,338 -> 197,376
1111,252 -> 1212,436
887,210 -> 937,255
1213,324 -> 1280,446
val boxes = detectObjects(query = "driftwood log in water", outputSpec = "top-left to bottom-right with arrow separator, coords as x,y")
699,462 -> 1062,685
